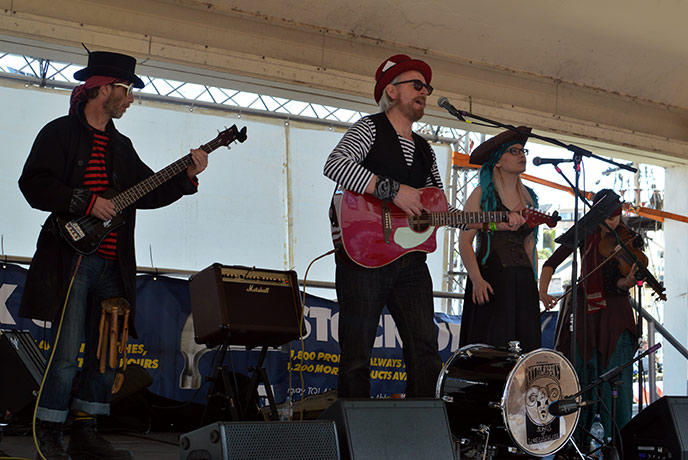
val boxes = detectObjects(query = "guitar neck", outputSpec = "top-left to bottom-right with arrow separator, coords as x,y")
111,140 -> 217,212
426,210 -> 511,227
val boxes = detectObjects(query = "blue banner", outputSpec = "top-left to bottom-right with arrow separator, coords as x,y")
1,263 -> 549,406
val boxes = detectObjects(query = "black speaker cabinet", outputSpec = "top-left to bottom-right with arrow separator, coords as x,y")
0,329 -> 46,415
318,399 -> 456,460
189,264 -> 304,347
621,396 -> 688,460
179,420 -> 340,460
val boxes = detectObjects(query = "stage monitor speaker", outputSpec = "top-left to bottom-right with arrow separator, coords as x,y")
189,263 -> 303,347
0,329 -> 46,416
318,399 -> 456,460
621,396 -> 688,460
179,420 -> 340,460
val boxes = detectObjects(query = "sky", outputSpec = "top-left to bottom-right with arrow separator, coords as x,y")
520,140 -> 664,213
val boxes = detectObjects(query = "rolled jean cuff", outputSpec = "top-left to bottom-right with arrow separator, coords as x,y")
36,406 -> 69,423
72,398 -> 110,416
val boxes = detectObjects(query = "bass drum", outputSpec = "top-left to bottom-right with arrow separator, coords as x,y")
436,344 -> 580,457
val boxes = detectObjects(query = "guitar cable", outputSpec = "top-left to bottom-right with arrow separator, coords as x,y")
28,255 -> 82,460
288,249 -> 335,421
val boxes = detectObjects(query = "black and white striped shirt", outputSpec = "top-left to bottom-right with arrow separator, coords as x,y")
323,116 -> 446,193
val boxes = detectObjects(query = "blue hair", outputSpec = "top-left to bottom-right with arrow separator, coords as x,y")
477,141 -> 539,274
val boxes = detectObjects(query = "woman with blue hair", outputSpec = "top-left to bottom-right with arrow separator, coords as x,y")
458,127 -> 542,352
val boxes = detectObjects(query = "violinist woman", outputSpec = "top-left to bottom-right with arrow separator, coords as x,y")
459,127 -> 541,352
539,189 -> 642,440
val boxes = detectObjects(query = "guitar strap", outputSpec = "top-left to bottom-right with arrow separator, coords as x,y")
412,133 -> 440,188
328,186 -> 340,229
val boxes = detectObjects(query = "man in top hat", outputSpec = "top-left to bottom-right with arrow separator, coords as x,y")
323,54 -> 524,398
18,51 -> 208,460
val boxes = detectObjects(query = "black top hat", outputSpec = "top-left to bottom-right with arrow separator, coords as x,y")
74,51 -> 144,88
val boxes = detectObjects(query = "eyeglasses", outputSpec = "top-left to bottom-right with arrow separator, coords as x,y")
112,82 -> 135,96
506,147 -> 529,156
392,79 -> 433,95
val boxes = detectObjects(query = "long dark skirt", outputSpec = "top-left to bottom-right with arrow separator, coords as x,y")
459,265 -> 541,353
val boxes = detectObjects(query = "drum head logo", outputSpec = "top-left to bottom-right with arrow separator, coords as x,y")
524,362 -> 562,445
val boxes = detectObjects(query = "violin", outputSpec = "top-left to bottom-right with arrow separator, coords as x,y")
598,223 -> 666,301
598,224 -> 648,276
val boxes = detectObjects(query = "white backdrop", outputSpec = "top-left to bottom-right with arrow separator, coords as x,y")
0,83 -> 453,304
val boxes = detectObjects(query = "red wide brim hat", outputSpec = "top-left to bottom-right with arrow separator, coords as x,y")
374,54 -> 432,103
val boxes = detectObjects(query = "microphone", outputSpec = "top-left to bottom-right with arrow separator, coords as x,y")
532,157 -> 574,166
437,97 -> 467,122
548,398 -> 596,416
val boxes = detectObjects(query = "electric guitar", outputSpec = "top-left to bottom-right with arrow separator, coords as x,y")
330,187 -> 560,268
53,125 -> 248,255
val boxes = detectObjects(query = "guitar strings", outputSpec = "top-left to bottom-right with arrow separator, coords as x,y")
61,130 -> 241,246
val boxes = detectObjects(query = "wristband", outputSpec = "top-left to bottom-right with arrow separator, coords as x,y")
372,176 -> 400,201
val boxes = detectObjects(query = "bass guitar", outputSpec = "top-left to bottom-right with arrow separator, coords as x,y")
330,187 -> 560,268
53,125 -> 248,255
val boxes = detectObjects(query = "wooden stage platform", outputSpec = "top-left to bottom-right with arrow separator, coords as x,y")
0,431 -> 181,459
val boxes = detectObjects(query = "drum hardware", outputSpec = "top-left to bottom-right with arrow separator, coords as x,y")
471,424 -> 492,460
487,402 -> 500,410
508,341 -> 522,354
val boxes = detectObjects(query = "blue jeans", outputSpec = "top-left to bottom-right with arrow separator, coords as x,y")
37,254 -> 125,423
335,252 -> 443,398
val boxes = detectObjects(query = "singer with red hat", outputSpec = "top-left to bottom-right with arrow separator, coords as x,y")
323,54 -> 525,398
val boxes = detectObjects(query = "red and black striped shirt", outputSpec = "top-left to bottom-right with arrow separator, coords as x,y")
83,130 -> 118,260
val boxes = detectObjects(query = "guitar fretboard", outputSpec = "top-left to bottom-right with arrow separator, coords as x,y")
416,211 -> 511,227
110,138 -> 222,212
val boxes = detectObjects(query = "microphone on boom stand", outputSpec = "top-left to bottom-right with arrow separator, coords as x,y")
532,157 -> 575,166
437,97 -> 467,122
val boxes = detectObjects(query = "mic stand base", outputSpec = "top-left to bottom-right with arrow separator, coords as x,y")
566,437 -> 590,459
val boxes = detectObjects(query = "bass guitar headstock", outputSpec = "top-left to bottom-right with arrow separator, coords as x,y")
213,125 -> 248,149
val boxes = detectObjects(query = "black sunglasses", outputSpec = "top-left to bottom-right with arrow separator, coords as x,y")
392,79 -> 433,95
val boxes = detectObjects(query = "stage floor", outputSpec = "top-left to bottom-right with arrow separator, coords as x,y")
0,431 -> 181,459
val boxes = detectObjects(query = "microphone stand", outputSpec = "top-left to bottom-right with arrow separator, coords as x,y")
439,102 -> 638,365
545,157 -> 587,361
562,343 -> 661,458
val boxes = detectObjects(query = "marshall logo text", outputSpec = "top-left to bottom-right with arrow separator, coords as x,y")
247,284 -> 270,294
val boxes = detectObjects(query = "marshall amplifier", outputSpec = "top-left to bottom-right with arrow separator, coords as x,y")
189,263 -> 304,347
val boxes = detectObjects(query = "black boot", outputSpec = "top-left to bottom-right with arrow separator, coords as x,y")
36,420 -> 71,460
67,419 -> 133,460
